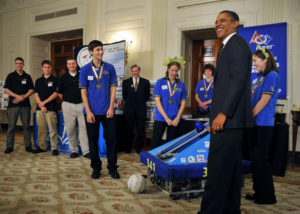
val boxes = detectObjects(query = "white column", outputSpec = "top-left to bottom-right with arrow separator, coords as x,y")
85,0 -> 99,44
263,0 -> 285,24
151,0 -> 168,81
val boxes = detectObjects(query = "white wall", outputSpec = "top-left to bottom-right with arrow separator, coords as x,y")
96,0 -> 153,80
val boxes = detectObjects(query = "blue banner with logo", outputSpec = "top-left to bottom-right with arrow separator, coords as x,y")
239,22 -> 287,99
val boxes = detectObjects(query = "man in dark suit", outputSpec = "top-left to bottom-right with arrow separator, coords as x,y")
122,65 -> 150,154
198,11 -> 253,214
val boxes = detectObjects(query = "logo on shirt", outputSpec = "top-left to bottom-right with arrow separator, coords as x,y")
103,71 -> 109,75
270,86 -> 274,91
176,88 -> 182,92
77,47 -> 92,68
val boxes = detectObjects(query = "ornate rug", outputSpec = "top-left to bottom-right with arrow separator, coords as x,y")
0,136 -> 299,214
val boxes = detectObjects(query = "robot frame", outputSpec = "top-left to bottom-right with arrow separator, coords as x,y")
140,121 -> 252,200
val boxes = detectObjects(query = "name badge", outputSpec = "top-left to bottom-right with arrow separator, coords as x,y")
22,81 -> 26,84
48,83 -> 52,87
161,85 -> 168,90
88,76 -> 94,80
200,87 -> 204,91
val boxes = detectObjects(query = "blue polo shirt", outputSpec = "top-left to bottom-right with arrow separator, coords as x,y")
252,71 -> 280,126
195,79 -> 214,112
79,61 -> 117,115
154,78 -> 188,122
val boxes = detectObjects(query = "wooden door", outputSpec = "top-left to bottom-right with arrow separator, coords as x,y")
191,39 -> 221,114
51,39 -> 82,110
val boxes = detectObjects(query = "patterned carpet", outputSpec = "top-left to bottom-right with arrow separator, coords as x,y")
0,135 -> 300,214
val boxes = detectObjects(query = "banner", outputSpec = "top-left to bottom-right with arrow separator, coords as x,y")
74,40 -> 126,76
239,23 -> 287,99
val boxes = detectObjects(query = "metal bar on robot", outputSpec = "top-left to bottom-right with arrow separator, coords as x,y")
161,129 -> 208,159
156,130 -> 196,156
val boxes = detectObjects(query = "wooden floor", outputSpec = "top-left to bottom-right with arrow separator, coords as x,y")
1,125 -> 300,171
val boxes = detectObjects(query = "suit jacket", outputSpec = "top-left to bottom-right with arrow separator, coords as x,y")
122,77 -> 150,118
210,34 -> 254,128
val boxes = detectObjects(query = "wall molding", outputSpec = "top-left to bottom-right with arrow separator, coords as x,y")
171,11 -> 256,57
0,0 -> 59,14
174,0 -> 244,8
103,17 -> 144,33
103,0 -> 144,14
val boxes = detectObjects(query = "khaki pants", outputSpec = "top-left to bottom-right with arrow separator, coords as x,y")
6,107 -> 32,148
62,102 -> 89,155
36,110 -> 57,151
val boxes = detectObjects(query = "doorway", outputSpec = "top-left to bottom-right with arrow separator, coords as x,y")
29,29 -> 83,113
191,39 -> 220,114
182,28 -> 220,115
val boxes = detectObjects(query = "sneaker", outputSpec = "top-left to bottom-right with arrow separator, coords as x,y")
25,146 -> 33,153
91,168 -> 101,179
70,152 -> 79,158
52,149 -> 59,156
83,153 -> 90,159
4,147 -> 14,154
32,147 -> 47,154
108,168 -> 120,179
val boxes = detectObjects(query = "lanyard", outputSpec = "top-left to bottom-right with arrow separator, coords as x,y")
204,79 -> 213,93
252,76 -> 264,95
166,80 -> 177,98
91,64 -> 104,82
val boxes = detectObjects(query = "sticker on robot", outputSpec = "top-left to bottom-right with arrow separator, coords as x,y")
188,156 -> 196,163
205,141 -> 210,148
197,149 -> 206,153
197,155 -> 205,162
181,158 -> 186,163
169,158 -> 176,163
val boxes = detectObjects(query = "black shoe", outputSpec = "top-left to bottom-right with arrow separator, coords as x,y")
25,146 -> 33,153
32,147 -> 47,154
109,168 -> 120,179
70,152 -> 78,158
254,199 -> 277,205
91,168 -> 101,179
125,149 -> 131,154
4,147 -> 14,154
245,193 -> 256,200
52,149 -> 59,156
83,153 -> 90,159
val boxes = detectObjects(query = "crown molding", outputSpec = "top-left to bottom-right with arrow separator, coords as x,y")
174,0 -> 230,8
0,0 -> 58,14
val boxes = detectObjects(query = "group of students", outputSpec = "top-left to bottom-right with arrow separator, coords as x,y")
4,58 -> 90,158
3,16 -> 280,211
4,40 -> 120,179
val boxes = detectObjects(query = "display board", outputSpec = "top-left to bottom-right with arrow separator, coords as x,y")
0,81 -> 8,109
239,23 -> 287,99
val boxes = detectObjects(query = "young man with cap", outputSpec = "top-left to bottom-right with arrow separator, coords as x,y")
33,60 -> 59,155
58,57 -> 90,159
4,57 -> 34,154
79,40 -> 120,179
